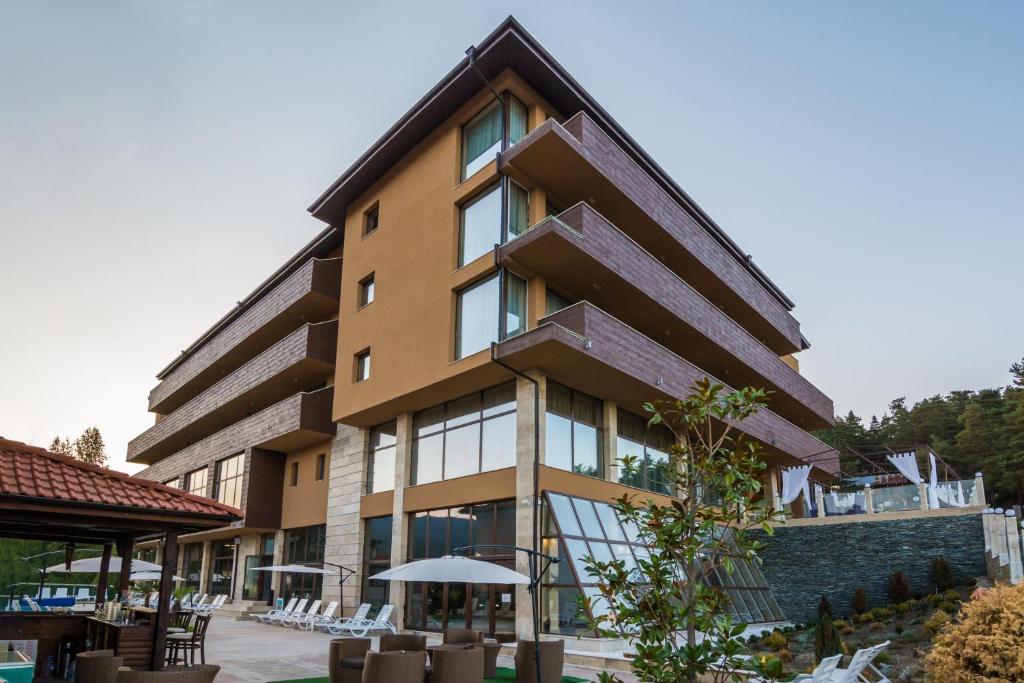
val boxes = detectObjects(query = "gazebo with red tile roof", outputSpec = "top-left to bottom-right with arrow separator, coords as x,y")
0,437 -> 241,671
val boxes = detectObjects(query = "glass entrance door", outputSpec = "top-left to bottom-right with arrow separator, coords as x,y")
242,554 -> 273,602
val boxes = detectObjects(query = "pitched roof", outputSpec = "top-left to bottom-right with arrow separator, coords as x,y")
0,437 -> 241,520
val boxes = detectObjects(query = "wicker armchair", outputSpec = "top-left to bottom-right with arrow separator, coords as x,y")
76,650 -> 123,683
361,651 -> 426,683
427,647 -> 484,683
380,633 -> 427,652
329,637 -> 371,683
442,628 -> 483,645
514,639 -> 564,683
114,665 -> 220,683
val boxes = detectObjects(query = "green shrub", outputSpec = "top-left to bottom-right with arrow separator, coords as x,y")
814,596 -> 843,663
924,609 -> 951,634
889,571 -> 912,603
925,584 -> 1024,681
875,651 -> 891,665
931,556 -> 956,591
869,607 -> 893,621
925,592 -> 943,606
938,601 -> 959,614
942,588 -> 961,602
832,619 -> 849,629
894,600 -> 912,614
851,586 -> 868,614
764,630 -> 788,651
854,613 -> 873,624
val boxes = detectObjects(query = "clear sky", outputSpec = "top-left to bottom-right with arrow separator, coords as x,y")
1,1 -> 1021,472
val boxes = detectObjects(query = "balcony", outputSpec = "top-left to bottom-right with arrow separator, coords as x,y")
149,257 -> 341,415
498,203 -> 833,429
128,321 -> 337,465
501,113 -> 803,355
495,303 -> 838,475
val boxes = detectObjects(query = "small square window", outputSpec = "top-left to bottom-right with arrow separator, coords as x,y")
355,349 -> 371,382
364,205 -> 380,236
289,461 -> 299,487
316,453 -> 326,481
359,274 -> 375,307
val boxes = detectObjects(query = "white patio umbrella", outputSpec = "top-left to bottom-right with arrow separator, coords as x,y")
46,557 -> 162,574
372,556 -> 530,584
129,571 -> 185,582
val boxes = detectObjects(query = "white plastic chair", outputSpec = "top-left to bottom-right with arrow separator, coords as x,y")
76,588 -> 90,601
787,654 -> 843,682
40,587 -> 52,600
253,597 -> 297,624
302,601 -> 337,631
54,587 -> 68,599
828,641 -> 891,683
331,604 -> 397,637
270,598 -> 307,625
323,603 -> 371,634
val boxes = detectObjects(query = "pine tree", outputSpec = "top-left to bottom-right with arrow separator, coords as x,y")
73,427 -> 107,466
814,595 -> 843,662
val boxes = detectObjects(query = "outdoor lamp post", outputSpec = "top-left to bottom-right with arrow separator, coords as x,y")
454,544 -> 560,683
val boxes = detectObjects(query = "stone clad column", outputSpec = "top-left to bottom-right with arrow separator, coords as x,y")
198,541 -> 212,594
514,371 -> 546,640
815,487 -> 826,519
994,509 -> 1009,568
974,472 -> 987,506
389,412 -> 413,630
917,483 -> 929,512
1005,510 -> 1023,584
863,485 -> 875,515
602,401 -> 618,483
982,509 -> 992,555
324,424 -> 369,617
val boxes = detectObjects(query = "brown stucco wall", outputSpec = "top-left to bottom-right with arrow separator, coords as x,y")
281,441 -> 331,528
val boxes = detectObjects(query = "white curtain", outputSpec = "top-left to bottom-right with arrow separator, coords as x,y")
887,452 -> 923,484
801,478 -> 813,511
928,452 -> 940,509
956,479 -> 966,507
780,465 -> 812,505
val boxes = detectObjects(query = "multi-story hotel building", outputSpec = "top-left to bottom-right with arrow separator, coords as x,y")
129,17 -> 836,638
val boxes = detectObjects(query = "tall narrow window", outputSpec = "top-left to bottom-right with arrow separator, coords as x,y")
359,274 -> 375,307
316,453 -> 326,481
546,290 -> 571,315
459,184 -> 501,267
507,181 -> 529,239
289,461 -> 299,487
364,204 -> 380,235
462,102 -> 502,180
508,96 -> 528,146
616,409 -> 674,494
505,273 -> 527,339
367,421 -> 397,494
185,466 -> 209,497
355,350 -> 371,382
545,381 -> 603,479
455,275 -> 501,359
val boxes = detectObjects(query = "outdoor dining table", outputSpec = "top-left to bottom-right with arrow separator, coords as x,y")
426,641 -> 502,678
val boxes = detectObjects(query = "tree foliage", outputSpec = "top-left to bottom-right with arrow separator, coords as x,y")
814,596 -> 843,663
925,584 -> 1024,681
50,427 -> 107,466
579,379 -> 777,683
816,357 -> 1024,506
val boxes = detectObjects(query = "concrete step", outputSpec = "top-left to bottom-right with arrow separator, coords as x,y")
214,599 -> 273,621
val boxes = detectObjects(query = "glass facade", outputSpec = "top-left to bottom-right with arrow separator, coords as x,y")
362,516 -> 392,612
405,501 -> 517,635
616,409 -> 674,495
541,492 -> 785,634
545,381 -> 603,479
507,181 -> 529,240
455,272 -> 527,359
214,454 -> 244,508
367,421 -> 397,494
282,524 -> 326,600
411,383 -> 517,485
207,540 -> 235,595
459,184 -> 501,267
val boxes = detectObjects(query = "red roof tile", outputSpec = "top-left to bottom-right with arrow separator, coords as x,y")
0,437 -> 241,519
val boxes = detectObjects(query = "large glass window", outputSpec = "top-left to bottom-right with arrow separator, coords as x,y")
412,383 -> 516,485
181,543 -> 203,593
207,540 -> 235,596
545,382 -> 603,478
507,181 -> 529,240
405,501 -> 516,635
362,516 -> 392,612
508,96 -> 528,146
462,102 -> 503,180
367,421 -> 397,494
616,409 -> 675,495
541,492 -> 785,633
214,454 -> 244,508
184,467 -> 208,497
282,524 -> 326,600
455,272 -> 527,359
459,184 -> 501,267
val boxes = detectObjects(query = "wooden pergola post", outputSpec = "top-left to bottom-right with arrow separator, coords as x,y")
116,536 -> 134,599
96,543 -> 113,606
151,531 -> 178,671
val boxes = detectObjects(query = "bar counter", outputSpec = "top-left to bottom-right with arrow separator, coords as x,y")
86,608 -> 156,669
0,612 -> 86,677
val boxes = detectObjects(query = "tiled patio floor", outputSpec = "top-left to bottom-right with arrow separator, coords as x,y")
203,617 -> 634,682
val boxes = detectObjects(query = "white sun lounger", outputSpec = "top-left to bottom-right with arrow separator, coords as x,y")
329,604 -> 397,637
253,597 -> 297,624
270,598 -> 307,625
283,599 -> 320,627
826,640 -> 891,683
301,601 -> 337,631
323,603 -> 371,634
